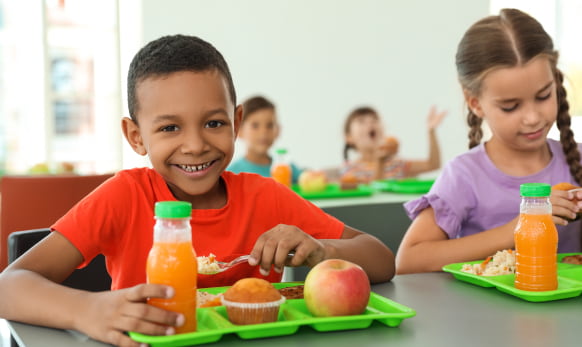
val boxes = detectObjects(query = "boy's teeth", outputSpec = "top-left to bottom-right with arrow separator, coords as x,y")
179,162 -> 211,172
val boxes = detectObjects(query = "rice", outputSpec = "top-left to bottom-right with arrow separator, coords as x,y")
461,249 -> 515,276
197,253 -> 221,274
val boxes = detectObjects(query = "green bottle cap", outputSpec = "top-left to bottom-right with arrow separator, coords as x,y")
155,201 -> 192,218
520,183 -> 551,197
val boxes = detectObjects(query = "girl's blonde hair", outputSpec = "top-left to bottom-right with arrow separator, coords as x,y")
456,8 -> 582,184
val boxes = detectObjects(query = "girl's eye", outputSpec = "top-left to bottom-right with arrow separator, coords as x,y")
501,104 -> 518,112
537,91 -> 552,101
161,125 -> 179,132
206,120 -> 225,128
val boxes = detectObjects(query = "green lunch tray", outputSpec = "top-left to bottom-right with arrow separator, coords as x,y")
129,282 -> 416,347
372,178 -> 435,194
292,183 -> 374,199
442,253 -> 582,302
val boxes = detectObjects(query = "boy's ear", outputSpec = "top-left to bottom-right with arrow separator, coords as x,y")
233,104 -> 243,138
463,89 -> 484,118
121,117 -> 147,156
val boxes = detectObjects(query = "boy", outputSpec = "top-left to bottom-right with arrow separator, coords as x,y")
0,35 -> 394,346
228,95 -> 302,182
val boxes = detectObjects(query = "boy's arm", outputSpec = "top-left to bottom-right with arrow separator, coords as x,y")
0,231 -> 180,346
322,226 -> 395,283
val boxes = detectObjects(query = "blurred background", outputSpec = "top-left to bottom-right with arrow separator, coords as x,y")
0,0 -> 580,176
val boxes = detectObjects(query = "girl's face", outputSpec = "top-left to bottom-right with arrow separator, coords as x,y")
466,56 -> 558,153
238,108 -> 279,157
346,113 -> 385,152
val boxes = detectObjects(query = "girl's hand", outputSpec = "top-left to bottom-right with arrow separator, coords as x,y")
550,188 -> 582,225
426,105 -> 448,130
78,284 -> 184,347
248,224 -> 326,276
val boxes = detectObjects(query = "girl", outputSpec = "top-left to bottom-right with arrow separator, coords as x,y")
341,105 -> 446,183
396,8 -> 582,274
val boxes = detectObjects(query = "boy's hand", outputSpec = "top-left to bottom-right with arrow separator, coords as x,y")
248,224 -> 326,276
77,284 -> 183,347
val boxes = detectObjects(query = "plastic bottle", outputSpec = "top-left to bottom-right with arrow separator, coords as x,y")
271,148 -> 292,187
514,183 -> 558,291
147,201 -> 197,333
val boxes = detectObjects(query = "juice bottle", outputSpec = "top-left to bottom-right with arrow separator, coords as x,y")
271,148 -> 292,187
514,183 -> 558,291
147,201 -> 197,333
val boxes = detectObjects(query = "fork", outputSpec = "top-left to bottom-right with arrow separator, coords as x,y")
203,253 -> 295,275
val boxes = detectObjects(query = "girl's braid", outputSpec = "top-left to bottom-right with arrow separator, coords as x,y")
467,110 -> 483,149
555,69 -> 582,185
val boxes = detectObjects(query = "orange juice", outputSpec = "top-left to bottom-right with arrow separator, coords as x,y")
147,241 -> 197,333
147,201 -> 197,333
514,184 -> 558,292
271,163 -> 292,187
271,148 -> 292,187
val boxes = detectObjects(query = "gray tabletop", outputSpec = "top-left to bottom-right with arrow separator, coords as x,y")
5,272 -> 581,347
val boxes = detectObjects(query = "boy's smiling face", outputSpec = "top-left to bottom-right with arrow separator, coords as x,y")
123,70 -> 242,208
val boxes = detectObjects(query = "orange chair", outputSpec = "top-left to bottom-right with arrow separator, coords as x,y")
0,173 -> 114,270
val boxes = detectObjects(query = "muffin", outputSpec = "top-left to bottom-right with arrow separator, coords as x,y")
340,173 -> 359,190
221,278 -> 285,325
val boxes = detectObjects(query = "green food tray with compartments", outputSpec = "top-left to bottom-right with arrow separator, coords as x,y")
292,183 -> 374,199
442,253 -> 582,302
129,282 -> 416,347
372,178 -> 435,194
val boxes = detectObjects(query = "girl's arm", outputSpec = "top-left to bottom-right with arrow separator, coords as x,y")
395,207 -> 517,274
404,106 -> 447,177
0,231 -> 180,346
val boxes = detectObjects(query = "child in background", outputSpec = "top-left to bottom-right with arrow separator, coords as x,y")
396,8 -> 582,274
340,105 -> 447,183
0,35 -> 395,346
227,95 -> 302,183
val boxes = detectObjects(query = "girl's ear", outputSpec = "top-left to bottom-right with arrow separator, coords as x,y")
463,89 -> 484,118
121,117 -> 147,156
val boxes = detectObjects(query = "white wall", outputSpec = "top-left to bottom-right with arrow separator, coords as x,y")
126,0 -> 490,174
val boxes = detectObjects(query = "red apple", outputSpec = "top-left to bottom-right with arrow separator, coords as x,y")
304,259 -> 371,317
298,170 -> 327,193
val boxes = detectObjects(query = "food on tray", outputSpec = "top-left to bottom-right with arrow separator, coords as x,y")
304,259 -> 370,317
552,182 -> 580,192
561,254 -> 582,265
340,173 -> 359,190
221,278 -> 285,325
197,291 -> 223,308
298,170 -> 328,193
461,249 -> 515,276
278,285 -> 304,299
197,254 -> 221,274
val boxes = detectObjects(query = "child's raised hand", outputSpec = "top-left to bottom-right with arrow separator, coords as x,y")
550,188 -> 582,226
248,224 -> 326,276
78,284 -> 183,347
426,105 -> 448,130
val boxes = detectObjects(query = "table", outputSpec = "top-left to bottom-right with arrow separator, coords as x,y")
289,192 -> 420,281
5,272 -> 581,346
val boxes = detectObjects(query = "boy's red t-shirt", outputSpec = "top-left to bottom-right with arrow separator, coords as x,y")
52,168 -> 344,289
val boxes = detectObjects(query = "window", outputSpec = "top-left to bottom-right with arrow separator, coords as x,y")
0,0 -> 121,175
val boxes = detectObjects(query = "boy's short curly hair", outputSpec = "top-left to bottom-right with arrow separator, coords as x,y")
127,34 -> 236,122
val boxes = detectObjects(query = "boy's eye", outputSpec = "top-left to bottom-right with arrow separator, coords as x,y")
206,120 -> 225,128
161,125 -> 179,132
